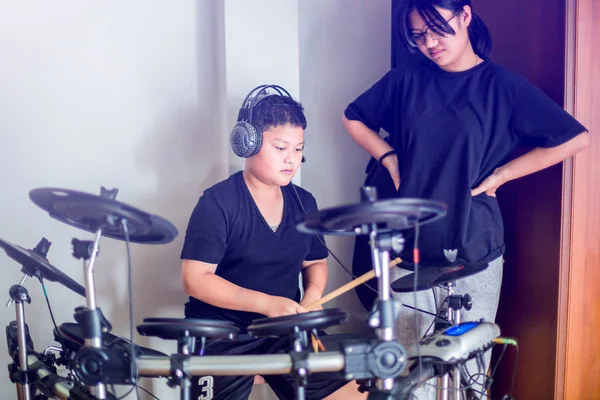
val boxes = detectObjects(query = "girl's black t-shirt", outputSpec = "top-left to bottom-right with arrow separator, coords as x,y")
345,59 -> 587,266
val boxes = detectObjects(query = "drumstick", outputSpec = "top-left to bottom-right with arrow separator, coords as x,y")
306,257 -> 402,311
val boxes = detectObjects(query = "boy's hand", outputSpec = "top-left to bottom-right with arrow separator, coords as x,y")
265,296 -> 307,318
300,296 -> 322,311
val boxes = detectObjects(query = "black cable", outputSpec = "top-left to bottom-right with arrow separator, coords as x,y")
35,271 -> 59,332
460,365 -> 490,399
403,302 -> 450,324
488,344 -> 508,390
423,365 -> 486,394
113,383 -> 160,400
461,367 -> 491,398
290,184 -> 437,318
507,345 -> 519,399
422,348 -> 495,396
422,297 -> 448,337
475,343 -> 518,400
114,386 -> 135,400
139,385 -> 160,400
122,219 -> 140,400
464,364 -> 490,397
291,185 -> 363,282
413,219 -> 422,390
476,353 -> 486,379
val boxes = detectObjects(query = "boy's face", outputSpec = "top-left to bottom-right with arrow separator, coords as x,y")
247,123 -> 305,187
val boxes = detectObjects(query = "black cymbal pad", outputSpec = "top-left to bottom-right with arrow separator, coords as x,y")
248,308 -> 349,338
29,187 -> 178,245
137,318 -> 239,341
296,198 -> 447,236
0,237 -> 86,297
391,262 -> 489,293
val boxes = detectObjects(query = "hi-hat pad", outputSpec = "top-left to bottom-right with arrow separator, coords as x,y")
0,237 -> 86,297
296,198 -> 447,236
391,262 -> 489,293
29,187 -> 178,245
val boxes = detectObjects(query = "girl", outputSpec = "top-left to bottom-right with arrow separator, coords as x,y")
342,0 -> 589,397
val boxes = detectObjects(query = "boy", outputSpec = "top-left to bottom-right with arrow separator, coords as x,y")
180,87 -> 366,399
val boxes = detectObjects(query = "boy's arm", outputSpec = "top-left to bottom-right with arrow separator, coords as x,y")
299,258 -> 328,308
181,259 -> 306,317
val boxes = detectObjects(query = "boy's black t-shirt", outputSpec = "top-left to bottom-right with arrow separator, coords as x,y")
345,59 -> 587,266
181,171 -> 328,329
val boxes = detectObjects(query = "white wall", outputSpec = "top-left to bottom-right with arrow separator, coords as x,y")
0,1 -> 391,399
223,0 -> 302,182
0,1 -> 226,398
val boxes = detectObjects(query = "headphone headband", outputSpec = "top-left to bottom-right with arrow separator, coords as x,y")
237,84 -> 293,123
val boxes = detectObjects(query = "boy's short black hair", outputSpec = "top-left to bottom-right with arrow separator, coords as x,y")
252,94 -> 307,132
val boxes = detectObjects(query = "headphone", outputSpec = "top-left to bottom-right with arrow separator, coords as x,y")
230,84 -> 305,163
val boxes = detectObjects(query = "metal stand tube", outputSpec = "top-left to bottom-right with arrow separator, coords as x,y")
15,301 -> 31,400
136,353 -> 345,377
82,228 -> 106,399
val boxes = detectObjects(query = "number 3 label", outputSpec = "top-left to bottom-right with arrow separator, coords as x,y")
198,376 -> 214,400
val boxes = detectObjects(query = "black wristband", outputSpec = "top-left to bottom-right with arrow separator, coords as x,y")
377,150 -> 396,165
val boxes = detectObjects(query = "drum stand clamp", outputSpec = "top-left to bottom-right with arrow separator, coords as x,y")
436,282 -> 473,331
289,348 -> 310,399
342,339 -> 407,382
74,346 -> 136,386
168,354 -> 192,397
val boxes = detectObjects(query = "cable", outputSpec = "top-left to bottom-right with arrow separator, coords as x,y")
139,385 -> 161,399
114,386 -> 135,400
291,184 -> 362,283
488,343 -> 508,390
422,297 -> 449,337
422,362 -> 486,394
290,184 -> 436,318
507,345 -> 518,399
112,381 -> 160,400
35,271 -> 58,332
459,340 -> 518,400
122,219 -> 140,400
491,338 -> 519,400
461,365 -> 490,399
465,372 -> 491,398
493,337 -> 517,346
403,302 -> 450,324
413,219 -> 422,392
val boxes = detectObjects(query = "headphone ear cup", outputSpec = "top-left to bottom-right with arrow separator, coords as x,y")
230,121 -> 263,158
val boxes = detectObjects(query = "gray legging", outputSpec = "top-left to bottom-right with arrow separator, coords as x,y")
391,256 -> 504,399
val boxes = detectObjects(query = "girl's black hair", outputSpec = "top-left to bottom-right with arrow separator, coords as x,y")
397,0 -> 492,59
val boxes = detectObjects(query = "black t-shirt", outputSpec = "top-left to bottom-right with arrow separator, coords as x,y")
180,171 -> 328,329
345,59 -> 587,266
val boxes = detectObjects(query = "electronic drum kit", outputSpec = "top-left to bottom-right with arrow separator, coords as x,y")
2,185 -> 503,400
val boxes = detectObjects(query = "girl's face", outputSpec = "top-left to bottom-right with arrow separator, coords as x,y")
408,5 -> 475,72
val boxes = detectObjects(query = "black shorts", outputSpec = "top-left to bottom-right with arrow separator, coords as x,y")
191,333 -> 351,400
